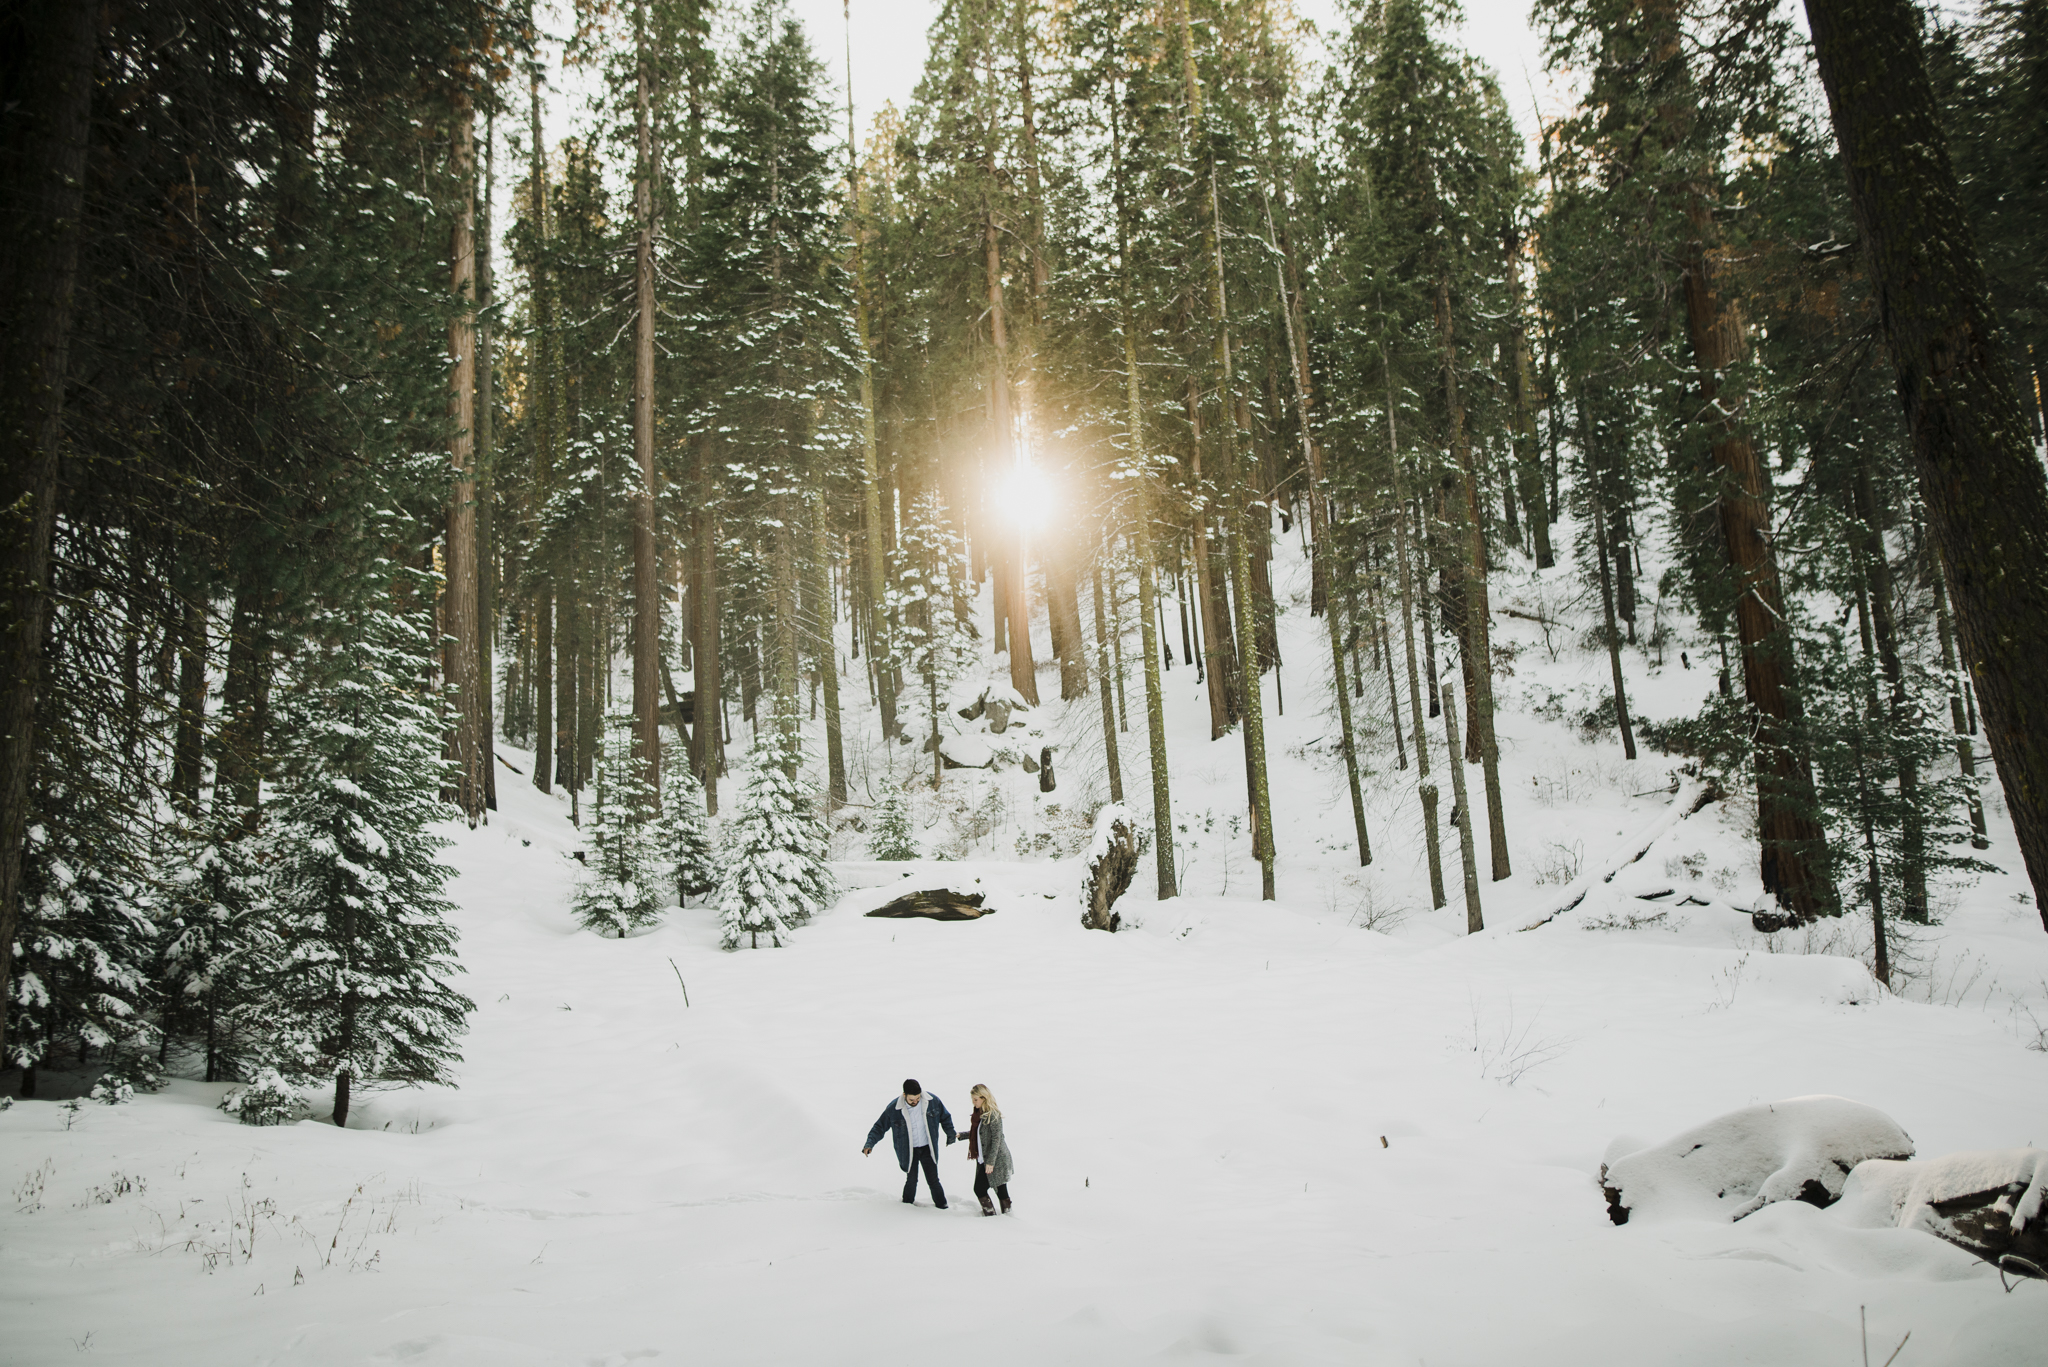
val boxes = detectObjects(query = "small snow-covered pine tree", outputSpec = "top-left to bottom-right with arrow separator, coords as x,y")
662,735 -> 717,904
264,586 -> 474,1127
159,812 -> 276,1082
715,717 -> 836,949
869,775 -> 918,860
9,767 -> 158,1082
573,713 -> 670,936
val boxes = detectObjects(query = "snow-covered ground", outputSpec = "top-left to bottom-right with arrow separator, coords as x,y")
6,519 -> 2047,1364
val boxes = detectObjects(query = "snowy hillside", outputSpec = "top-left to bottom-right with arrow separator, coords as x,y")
5,523 -> 2046,1366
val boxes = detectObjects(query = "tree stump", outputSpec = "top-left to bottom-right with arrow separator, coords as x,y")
865,888 -> 993,921
1081,804 -> 1137,932
1039,746 -> 1056,792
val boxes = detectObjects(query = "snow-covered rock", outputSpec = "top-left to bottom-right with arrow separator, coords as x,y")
1834,1148 -> 2048,1275
938,732 -> 993,769
1600,1096 -> 1915,1225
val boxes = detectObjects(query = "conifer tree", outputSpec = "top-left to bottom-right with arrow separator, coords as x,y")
661,735 -> 717,904
715,718 -> 836,949
159,813 -> 275,1083
265,583 -> 473,1128
869,775 -> 918,860
573,714 -> 670,937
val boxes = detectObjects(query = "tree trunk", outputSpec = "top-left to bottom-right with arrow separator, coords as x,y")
1091,552 -> 1124,804
1930,555 -> 1988,846
630,8 -> 662,811
172,591 -> 207,811
527,71 -> 557,796
0,1 -> 95,1065
1591,482 -> 1639,760
1805,0 -> 2048,930
1679,211 -> 1832,922
214,579 -> 267,824
1440,279 -> 1510,882
842,21 -> 898,744
1265,184 -> 1367,865
445,77 -> 485,824
478,109 -> 498,814
693,439 -> 722,814
1441,683 -> 1483,933
813,489 -> 846,808
1508,233 -> 1554,568
1852,468 -> 1926,923
1389,369 -> 1447,910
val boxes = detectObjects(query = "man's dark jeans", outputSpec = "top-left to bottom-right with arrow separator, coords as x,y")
903,1144 -> 946,1208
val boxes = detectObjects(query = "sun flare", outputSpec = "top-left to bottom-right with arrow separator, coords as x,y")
995,461 -> 1059,535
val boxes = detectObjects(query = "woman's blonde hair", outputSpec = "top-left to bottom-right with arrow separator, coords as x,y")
970,1084 -> 1001,1119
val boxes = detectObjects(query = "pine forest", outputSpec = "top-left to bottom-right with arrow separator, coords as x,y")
4,0 -> 2047,1358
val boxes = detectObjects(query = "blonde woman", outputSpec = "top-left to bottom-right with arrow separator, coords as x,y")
965,1084 -> 1015,1215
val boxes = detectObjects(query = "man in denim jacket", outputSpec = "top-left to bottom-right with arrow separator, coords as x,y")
862,1079 -> 958,1208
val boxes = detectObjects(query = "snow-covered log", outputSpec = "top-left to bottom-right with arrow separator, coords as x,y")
1081,803 -> 1137,932
1834,1148 -> 2048,1277
1599,1096 -> 1915,1224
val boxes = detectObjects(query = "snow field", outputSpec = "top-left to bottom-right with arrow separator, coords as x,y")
3,764 -> 2045,1364
7,513 -> 2048,1363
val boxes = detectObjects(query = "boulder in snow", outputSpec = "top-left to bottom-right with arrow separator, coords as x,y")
1600,1095 -> 1915,1225
986,697 -> 1013,733
1080,803 -> 1138,932
1834,1148 -> 2048,1278
939,733 -> 993,770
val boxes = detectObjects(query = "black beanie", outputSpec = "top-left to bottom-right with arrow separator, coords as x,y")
902,1079 -> 921,1096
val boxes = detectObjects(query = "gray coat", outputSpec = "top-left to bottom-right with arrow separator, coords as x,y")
973,1111 -> 1015,1187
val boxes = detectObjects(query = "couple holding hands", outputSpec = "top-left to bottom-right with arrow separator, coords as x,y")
862,1079 -> 1014,1216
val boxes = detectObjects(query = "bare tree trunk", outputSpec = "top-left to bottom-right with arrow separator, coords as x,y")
172,589 -> 207,810
1091,552 -> 1123,803
1508,231 -> 1553,568
630,5 -> 662,811
1679,221 -> 1832,920
842,3 -> 898,742
1264,181 -> 1367,866
1804,0 -> 2048,930
813,489 -> 846,808
1930,557 -> 1988,846
1388,364 -> 1447,909
1441,683 -> 1483,933
1439,279 -> 1509,882
527,71 -> 556,796
1590,479 -> 1638,760
445,75 -> 485,823
984,198 -> 1037,704
693,438 -> 722,815
478,108 -> 498,813
1852,468 -> 1926,922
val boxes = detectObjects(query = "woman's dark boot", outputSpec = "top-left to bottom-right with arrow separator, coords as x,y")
998,1192 -> 1012,1215
977,1193 -> 996,1216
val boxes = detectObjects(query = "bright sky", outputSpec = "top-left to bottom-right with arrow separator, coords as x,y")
790,0 -> 1562,148
526,0 -> 1560,167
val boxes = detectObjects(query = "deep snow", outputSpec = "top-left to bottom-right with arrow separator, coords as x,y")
5,514 -> 2047,1364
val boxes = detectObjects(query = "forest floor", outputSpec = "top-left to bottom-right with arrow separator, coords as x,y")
5,520 -> 2047,1364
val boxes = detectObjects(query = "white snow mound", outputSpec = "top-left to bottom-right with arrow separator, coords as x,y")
1833,1148 -> 2048,1236
1601,1095 -> 1915,1224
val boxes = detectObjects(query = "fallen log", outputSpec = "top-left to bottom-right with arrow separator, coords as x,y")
865,889 -> 993,921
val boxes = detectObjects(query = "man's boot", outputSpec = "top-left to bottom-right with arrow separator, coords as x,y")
978,1193 -> 996,1216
